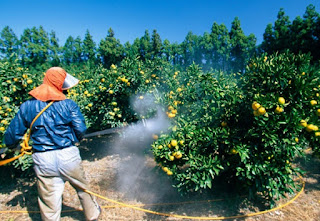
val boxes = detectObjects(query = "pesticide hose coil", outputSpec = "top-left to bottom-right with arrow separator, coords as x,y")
0,176 -> 305,220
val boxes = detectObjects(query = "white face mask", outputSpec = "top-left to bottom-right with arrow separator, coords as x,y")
62,73 -> 79,90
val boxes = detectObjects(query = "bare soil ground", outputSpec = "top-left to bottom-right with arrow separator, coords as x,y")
0,134 -> 319,221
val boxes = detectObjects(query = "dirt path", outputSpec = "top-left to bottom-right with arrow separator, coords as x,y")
0,134 -> 319,221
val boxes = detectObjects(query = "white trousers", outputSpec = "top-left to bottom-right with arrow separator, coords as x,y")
32,146 -> 100,221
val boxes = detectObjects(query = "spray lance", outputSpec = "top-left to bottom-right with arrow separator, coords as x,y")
83,92 -> 169,141
82,94 -> 154,139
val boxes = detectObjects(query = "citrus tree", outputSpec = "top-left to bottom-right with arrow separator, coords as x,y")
152,63 -> 245,192
151,51 -> 319,206
0,59 -> 41,172
66,57 -> 173,131
232,51 -> 318,203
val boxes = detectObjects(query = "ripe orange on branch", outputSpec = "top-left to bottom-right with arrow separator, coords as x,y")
258,107 -> 266,115
306,124 -> 319,132
170,140 -> 178,147
278,97 -> 285,105
167,113 -> 176,118
252,101 -> 261,110
275,106 -> 284,114
310,100 -> 317,106
300,120 -> 307,127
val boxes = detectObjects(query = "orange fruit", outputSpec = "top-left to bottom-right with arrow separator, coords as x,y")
306,124 -> 318,132
310,100 -> 317,106
162,167 -> 169,172
221,121 -> 227,127
252,101 -> 261,110
230,149 -> 238,154
278,97 -> 285,105
175,151 -> 182,159
258,107 -> 266,115
171,140 -> 178,147
168,113 -> 176,118
300,120 -> 307,127
275,106 -> 284,114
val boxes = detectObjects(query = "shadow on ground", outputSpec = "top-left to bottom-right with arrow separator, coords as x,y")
295,152 -> 320,192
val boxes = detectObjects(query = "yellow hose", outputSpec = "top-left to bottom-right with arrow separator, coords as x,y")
0,176 -> 305,220
85,176 -> 305,220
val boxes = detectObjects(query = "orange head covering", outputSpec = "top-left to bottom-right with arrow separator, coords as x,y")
29,67 -> 67,102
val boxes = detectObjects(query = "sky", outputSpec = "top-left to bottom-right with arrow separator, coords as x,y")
1,0 -> 319,46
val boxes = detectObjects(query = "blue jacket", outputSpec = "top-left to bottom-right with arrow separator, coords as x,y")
4,98 -> 87,152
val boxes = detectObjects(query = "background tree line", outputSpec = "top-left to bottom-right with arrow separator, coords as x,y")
0,4 -> 319,74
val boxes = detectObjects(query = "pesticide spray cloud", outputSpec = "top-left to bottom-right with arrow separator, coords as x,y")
106,93 -> 173,202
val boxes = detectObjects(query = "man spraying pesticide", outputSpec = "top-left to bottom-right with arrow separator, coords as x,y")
2,67 -> 101,221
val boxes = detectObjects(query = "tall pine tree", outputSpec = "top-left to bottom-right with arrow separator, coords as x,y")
63,36 -> 75,65
83,30 -> 96,64
151,29 -> 162,59
20,26 -> 50,69
301,4 -> 319,60
181,31 -> 201,66
98,28 -> 124,67
0,26 -> 19,60
209,22 -> 231,71
48,31 -> 60,66
229,17 -> 247,73
139,30 -> 152,61
274,8 -> 291,52
261,24 -> 275,54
